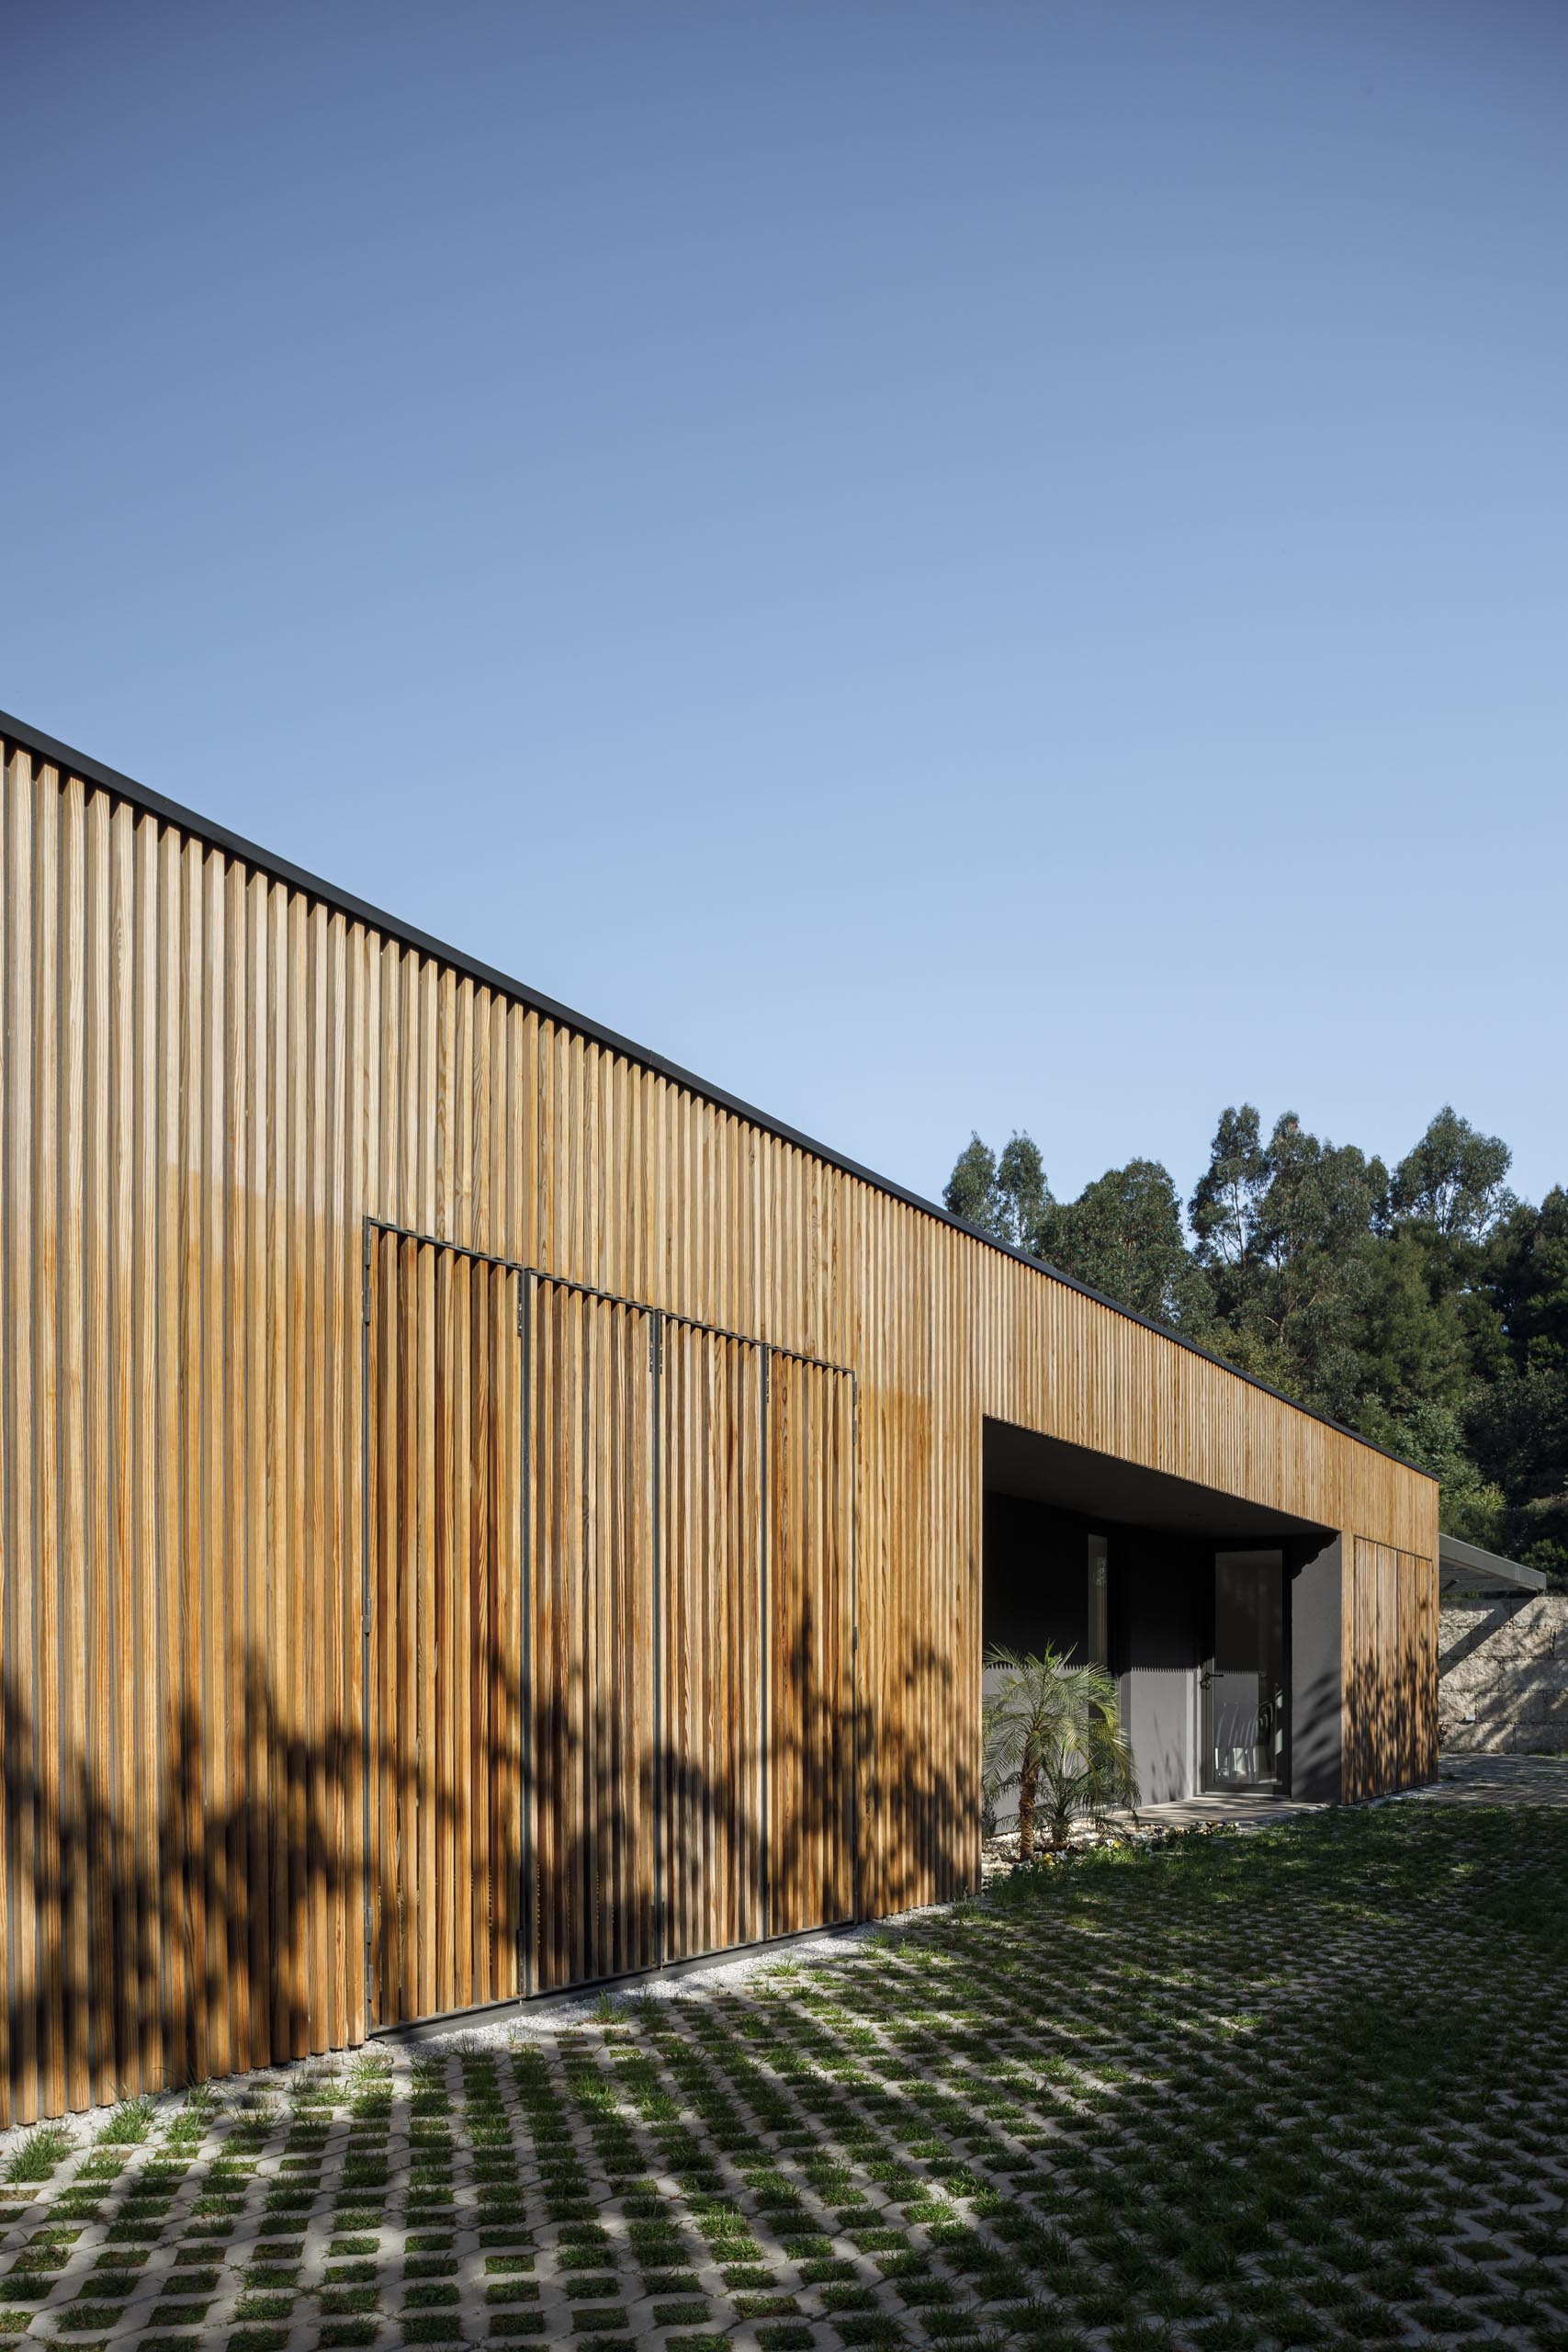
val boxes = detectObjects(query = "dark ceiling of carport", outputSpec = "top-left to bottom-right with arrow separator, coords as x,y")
984,1418 -> 1331,1543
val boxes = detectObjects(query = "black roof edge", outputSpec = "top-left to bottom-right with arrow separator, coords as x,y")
0,704 -> 1436,1487
1438,1533 -> 1547,1594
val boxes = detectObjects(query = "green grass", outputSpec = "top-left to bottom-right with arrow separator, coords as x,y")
1,2125 -> 73,2182
94,2097 -> 157,2146
0,1803 -> 1563,2349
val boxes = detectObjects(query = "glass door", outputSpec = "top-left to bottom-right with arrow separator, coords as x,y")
1203,1550 -> 1285,1792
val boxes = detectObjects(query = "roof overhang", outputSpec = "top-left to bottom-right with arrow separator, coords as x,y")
983,1419 -> 1333,1544
1438,1532 -> 1548,1599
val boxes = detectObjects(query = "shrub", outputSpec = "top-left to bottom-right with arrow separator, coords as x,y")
983,1644 -> 1138,1859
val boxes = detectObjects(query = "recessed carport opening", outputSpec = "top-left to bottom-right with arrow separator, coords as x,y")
982,1418 -> 1345,1809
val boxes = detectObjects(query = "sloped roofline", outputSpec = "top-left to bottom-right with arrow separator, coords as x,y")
0,705 -> 1435,1483
1438,1532 -> 1547,1595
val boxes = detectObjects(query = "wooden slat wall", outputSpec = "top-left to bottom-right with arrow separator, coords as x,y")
528,1282 -> 656,1994
369,1250 -> 857,2006
1416,1551 -> 1439,1782
767,1355 -> 855,1938
0,740 -> 1442,2119
367,1237 -> 522,2028
659,1324 -> 766,1964
1341,1537 -> 1438,1802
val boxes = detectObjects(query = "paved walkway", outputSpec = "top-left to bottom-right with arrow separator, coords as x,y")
982,1789 -> 1314,1875
984,1750 -> 1568,1873
1131,1787 -> 1317,1831
1404,1747 -> 1568,1806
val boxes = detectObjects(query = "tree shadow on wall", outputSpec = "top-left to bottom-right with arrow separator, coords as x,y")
0,1652 -> 459,2124
1,1623 -> 977,2121
584,1624 -> 977,1976
1342,1647 -> 1432,1796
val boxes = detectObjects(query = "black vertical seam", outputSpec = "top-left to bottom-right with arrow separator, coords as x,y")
1280,1550 -> 1293,1798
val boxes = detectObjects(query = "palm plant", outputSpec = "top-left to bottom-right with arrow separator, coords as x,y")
983,1643 -> 1139,1860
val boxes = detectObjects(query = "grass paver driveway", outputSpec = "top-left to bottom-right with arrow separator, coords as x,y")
1,1800 -> 1565,2351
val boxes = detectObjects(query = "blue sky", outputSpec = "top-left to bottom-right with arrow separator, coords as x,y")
4,2 -> 1564,1211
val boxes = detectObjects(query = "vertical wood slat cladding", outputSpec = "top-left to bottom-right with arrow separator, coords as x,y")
1341,1538 -> 1437,1802
367,1238 -> 522,2029
658,1324 -> 766,1964
766,1355 -> 856,1938
370,1249 -> 851,1996
1417,1552 -> 1438,1782
0,739 -> 1440,2120
527,1282 -> 656,1994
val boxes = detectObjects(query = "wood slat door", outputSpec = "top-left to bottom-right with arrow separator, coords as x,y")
525,1280 -> 657,1992
368,1240 -> 856,2016
657,1323 -> 767,1962
367,1234 -> 524,2028
767,1353 -> 856,1936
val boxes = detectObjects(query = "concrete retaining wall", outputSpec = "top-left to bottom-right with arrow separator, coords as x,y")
1438,1596 -> 1568,1754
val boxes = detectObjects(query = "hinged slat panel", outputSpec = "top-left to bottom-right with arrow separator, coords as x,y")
367,1233 -> 523,2028
658,1323 -> 767,1963
767,1354 -> 856,1937
526,1280 -> 656,1992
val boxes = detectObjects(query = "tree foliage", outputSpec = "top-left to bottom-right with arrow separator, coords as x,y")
942,1130 -> 1049,1254
1043,1159 -> 1212,1332
945,1104 -> 1566,1585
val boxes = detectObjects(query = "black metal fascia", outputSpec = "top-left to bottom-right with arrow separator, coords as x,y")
0,703 -> 1437,1485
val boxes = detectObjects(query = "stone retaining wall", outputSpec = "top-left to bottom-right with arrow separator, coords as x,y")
1438,1595 -> 1568,1754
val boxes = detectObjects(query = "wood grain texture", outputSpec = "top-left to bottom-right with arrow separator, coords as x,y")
526,1281 -> 656,1992
0,738 -> 1442,2118
658,1323 -> 766,1963
767,1353 -> 855,1938
1341,1537 -> 1437,1802
367,1238 -> 522,2028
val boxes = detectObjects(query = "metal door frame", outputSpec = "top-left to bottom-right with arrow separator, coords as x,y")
1200,1546 -> 1288,1796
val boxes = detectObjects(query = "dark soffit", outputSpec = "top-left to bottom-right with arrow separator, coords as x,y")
984,1417 -> 1332,1542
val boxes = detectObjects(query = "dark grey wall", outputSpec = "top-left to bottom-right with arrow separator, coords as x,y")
982,1494 -> 1091,1828
1114,1545 -> 1203,1805
985,1456 -> 1343,1814
983,1495 -> 1206,1810
1288,1535 -> 1343,1803
982,1491 -> 1089,1659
